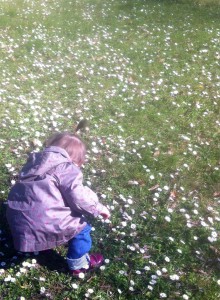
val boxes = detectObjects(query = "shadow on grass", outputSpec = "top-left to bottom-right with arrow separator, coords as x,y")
0,201 -> 69,274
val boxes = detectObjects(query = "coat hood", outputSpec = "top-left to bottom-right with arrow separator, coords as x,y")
19,146 -> 72,179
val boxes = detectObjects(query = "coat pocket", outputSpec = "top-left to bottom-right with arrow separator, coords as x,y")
7,183 -> 32,211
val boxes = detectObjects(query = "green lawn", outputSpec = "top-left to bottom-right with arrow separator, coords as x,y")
0,0 -> 219,299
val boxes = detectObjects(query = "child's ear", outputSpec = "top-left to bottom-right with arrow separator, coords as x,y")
74,119 -> 88,133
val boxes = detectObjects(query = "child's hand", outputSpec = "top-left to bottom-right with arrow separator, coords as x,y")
99,206 -> 111,220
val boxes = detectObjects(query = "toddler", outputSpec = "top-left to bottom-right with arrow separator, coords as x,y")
6,132 -> 110,276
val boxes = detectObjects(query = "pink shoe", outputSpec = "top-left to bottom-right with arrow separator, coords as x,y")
71,253 -> 104,277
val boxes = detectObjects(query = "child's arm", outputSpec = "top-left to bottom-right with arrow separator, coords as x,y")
58,163 -> 110,218
99,205 -> 111,220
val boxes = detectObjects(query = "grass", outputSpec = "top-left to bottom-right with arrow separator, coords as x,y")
0,0 -> 220,299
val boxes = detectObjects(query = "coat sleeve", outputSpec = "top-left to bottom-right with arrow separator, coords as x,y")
57,163 -> 105,217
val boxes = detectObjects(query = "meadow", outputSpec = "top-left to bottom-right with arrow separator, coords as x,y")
0,0 -> 219,299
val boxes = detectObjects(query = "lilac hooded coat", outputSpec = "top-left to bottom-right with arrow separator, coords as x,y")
6,146 -> 105,252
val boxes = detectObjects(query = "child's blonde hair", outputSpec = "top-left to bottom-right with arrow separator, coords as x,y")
46,132 -> 86,166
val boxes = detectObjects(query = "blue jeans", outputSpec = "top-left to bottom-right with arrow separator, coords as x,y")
66,224 -> 92,270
